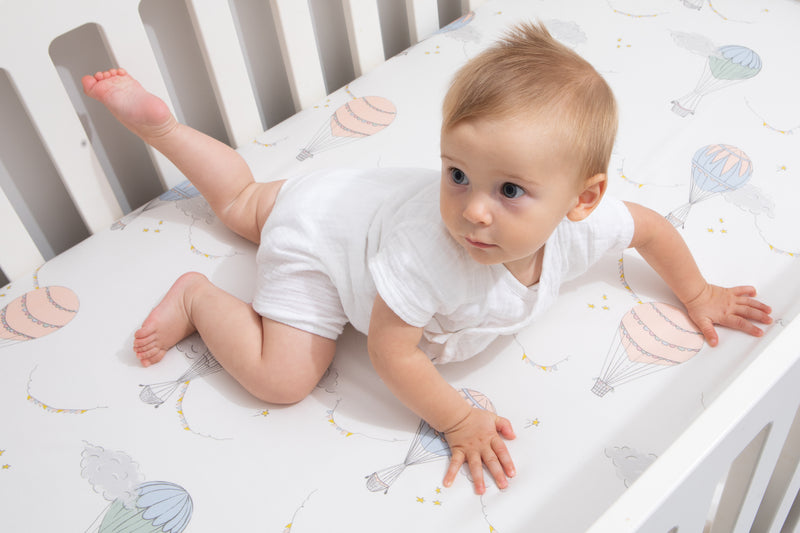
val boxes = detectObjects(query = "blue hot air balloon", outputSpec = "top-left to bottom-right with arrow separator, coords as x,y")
98,481 -> 193,533
672,44 -> 761,117
365,388 -> 494,493
667,144 -> 753,227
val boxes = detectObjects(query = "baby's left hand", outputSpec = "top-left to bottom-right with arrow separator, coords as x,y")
684,284 -> 772,347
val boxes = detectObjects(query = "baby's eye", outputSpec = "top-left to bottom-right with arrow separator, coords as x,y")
450,168 -> 468,185
501,182 -> 525,199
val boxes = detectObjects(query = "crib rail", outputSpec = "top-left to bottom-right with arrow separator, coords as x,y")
0,0 -> 484,284
588,316 -> 800,533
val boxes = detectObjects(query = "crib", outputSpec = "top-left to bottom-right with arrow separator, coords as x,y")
1,0 -> 799,531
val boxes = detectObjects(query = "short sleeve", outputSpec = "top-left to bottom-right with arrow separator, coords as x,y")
554,196 -> 634,282
369,220 -> 470,328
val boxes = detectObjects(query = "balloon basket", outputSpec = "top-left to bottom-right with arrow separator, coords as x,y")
670,101 -> 693,117
296,149 -> 313,161
591,379 -> 613,397
365,467 -> 403,494
666,212 -> 686,228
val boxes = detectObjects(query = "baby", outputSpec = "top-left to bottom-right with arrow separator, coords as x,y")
83,23 -> 771,495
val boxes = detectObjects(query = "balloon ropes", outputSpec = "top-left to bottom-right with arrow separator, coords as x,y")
672,44 -> 761,117
365,388 -> 494,493
297,96 -> 396,161
592,302 -> 704,396
139,349 -> 222,408
666,144 -> 753,228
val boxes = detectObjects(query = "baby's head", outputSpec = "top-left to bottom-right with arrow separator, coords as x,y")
441,22 -> 617,184
438,23 -> 618,283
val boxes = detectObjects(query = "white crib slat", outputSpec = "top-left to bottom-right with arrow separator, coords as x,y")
341,0 -> 385,77
0,188 -> 44,282
461,0 -> 488,11
405,0 -> 440,43
752,411 -> 800,532
269,0 -> 327,111
588,317 -> 800,532
0,3 -> 124,236
11,62 -> 123,235
98,10 -> 189,190
184,0 -> 264,148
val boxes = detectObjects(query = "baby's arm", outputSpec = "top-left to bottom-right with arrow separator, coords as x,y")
368,295 -> 516,495
625,202 -> 772,346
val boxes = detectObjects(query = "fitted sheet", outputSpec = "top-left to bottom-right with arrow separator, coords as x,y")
2,0 -> 799,531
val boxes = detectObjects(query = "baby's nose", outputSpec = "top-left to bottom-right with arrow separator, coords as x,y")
463,195 -> 492,225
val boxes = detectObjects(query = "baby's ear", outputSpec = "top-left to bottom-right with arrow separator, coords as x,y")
567,173 -> 607,221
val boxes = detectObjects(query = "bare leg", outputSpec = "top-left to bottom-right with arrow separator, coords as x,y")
82,68 -> 281,243
87,69 -> 312,390
134,273 -> 336,404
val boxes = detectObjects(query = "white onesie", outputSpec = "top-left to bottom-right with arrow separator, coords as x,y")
253,167 -> 634,364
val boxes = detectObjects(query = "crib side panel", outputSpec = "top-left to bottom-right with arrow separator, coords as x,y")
587,318 -> 800,533
0,189 -> 43,282
0,0 -> 480,283
405,0 -> 441,43
269,0 -> 328,112
0,4 -> 126,254
342,0 -> 386,77
185,0 -> 263,148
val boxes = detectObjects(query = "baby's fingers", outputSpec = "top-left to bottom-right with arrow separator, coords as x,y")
730,285 -> 758,298
695,316 -> 719,347
490,436 -> 515,483
467,452 -> 487,494
720,313 -> 765,338
443,451 -> 465,489
741,299 -> 773,324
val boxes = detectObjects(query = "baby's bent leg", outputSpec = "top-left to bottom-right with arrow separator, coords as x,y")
135,272 -> 335,404
83,69 -> 269,243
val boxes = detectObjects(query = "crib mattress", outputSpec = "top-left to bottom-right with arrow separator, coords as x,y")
2,1 -> 799,531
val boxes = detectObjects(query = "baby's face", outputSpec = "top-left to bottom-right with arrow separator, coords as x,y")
439,116 -> 585,285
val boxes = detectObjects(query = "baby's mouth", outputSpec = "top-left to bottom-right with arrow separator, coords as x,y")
465,237 -> 496,249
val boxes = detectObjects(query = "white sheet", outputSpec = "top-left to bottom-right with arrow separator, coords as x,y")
2,1 -> 799,531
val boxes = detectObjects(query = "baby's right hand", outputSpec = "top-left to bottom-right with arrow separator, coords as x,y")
442,408 -> 516,494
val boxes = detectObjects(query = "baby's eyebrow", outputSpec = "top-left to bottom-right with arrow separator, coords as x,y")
505,173 -> 541,187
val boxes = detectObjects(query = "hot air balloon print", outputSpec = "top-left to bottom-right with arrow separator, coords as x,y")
366,388 -> 494,493
436,11 -> 475,34
139,346 -> 222,407
92,481 -> 193,533
82,443 -> 193,533
672,44 -> 761,117
666,144 -> 753,228
112,181 -> 200,230
592,302 -> 704,397
297,96 -> 396,160
0,286 -> 79,348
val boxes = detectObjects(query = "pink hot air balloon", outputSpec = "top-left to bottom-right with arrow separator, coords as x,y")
592,302 -> 704,396
1,286 -> 79,347
297,96 -> 397,160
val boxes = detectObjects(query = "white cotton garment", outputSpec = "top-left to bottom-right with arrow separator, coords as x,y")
252,167 -> 432,339
253,167 -> 634,364
368,173 -> 635,363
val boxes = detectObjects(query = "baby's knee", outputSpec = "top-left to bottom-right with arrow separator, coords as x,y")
249,379 -> 313,405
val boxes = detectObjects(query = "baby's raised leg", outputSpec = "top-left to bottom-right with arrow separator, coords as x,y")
134,272 -> 336,404
82,69 -> 277,243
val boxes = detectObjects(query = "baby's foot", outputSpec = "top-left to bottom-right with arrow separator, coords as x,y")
133,273 -> 201,367
82,68 -> 176,142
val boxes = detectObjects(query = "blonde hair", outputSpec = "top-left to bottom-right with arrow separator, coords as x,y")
441,22 -> 617,181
